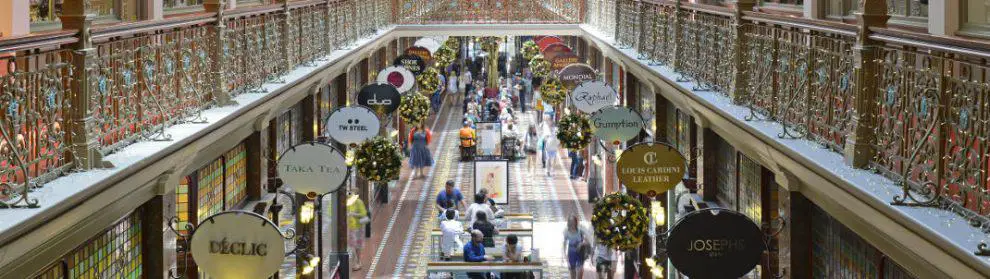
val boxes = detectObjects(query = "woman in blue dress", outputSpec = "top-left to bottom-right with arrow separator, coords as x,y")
408,124 -> 434,179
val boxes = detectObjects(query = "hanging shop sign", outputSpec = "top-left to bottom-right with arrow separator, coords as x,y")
557,63 -> 596,88
537,36 -> 563,51
551,53 -> 580,71
533,35 -> 548,42
591,106 -> 643,145
190,211 -> 286,279
278,143 -> 348,194
571,81 -> 618,113
667,208 -> 766,279
377,66 -> 415,93
616,142 -> 685,196
393,54 -> 426,76
326,106 -> 381,145
357,83 -> 402,114
405,46 -> 432,63
541,43 -> 572,61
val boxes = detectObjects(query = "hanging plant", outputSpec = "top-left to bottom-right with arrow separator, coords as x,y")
522,40 -> 540,61
355,136 -> 403,182
529,54 -> 551,77
539,78 -> 567,106
434,46 -> 456,69
556,113 -> 593,150
417,67 -> 441,94
443,37 -> 459,49
399,93 -> 430,126
592,192 -> 649,251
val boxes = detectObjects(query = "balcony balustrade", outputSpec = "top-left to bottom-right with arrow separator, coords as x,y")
587,0 -> 990,242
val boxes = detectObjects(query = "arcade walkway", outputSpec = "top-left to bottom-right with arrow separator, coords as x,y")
349,105 -> 597,278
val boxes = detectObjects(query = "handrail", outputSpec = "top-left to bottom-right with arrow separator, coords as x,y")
679,1 -> 735,17
288,0 -> 326,10
743,11 -> 857,36
91,13 -> 216,41
870,27 -> 990,58
0,30 -> 78,53
223,3 -> 287,18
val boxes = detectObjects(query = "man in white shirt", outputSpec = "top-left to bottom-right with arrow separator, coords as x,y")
466,193 -> 496,228
440,209 -> 465,259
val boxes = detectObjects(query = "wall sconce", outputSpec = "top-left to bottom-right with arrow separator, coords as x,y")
345,150 -> 356,166
300,201 -> 315,224
651,200 -> 665,227
645,257 -> 665,278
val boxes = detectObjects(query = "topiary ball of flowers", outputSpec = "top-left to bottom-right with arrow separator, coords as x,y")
539,78 -> 567,106
522,40 -> 540,61
434,46 -> 456,69
556,114 -> 593,150
417,67 -> 441,94
355,136 -> 403,182
399,92 -> 430,126
529,55 -> 551,77
592,192 -> 649,251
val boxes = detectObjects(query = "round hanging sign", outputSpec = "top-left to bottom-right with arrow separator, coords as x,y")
571,81 -> 618,113
326,106 -> 381,145
615,142 -> 685,196
190,211 -> 286,279
393,54 -> 426,76
537,36 -> 563,51
357,83 -> 402,114
591,106 -> 643,145
557,63 -> 596,88
377,66 -> 415,93
551,53 -> 580,71
667,208 -> 766,279
278,143 -> 348,194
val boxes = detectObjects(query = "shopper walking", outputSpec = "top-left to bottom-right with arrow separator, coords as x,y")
408,124 -> 433,179
523,125 -> 539,173
346,193 -> 370,271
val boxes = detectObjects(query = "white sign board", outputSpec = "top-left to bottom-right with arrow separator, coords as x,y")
190,211 -> 286,279
591,106 -> 644,145
326,106 -> 381,145
571,81 -> 618,113
476,122 -> 502,157
278,143 -> 348,194
377,66 -> 415,93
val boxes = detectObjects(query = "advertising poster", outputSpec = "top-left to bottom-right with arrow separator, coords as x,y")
476,122 -> 502,157
474,160 -> 509,204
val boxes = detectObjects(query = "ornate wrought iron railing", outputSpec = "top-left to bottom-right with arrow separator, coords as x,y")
588,0 -> 990,254
0,0 -> 391,208
394,0 -> 583,24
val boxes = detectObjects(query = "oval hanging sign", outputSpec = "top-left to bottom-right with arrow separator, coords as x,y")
278,143 -> 348,194
667,208 -> 766,279
377,66 -> 415,93
551,53 -> 580,71
326,106 -> 381,145
190,211 -> 286,279
357,83 -> 401,114
571,81 -> 618,113
405,46 -> 432,63
542,43 -> 573,61
537,36 -> 563,51
557,63 -> 596,88
616,142 -> 685,196
393,54 -> 426,76
591,106 -> 643,145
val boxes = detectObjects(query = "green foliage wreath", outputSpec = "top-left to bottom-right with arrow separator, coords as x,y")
355,136 -> 403,182
399,93 -> 430,126
592,192 -> 649,251
529,54 -> 551,77
434,46 -> 456,69
417,67 -> 441,94
556,114 -> 593,150
522,40 -> 540,61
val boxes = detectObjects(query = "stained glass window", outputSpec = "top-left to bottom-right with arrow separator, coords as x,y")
164,0 -> 204,10
30,0 -> 137,27
738,154 -> 762,222
176,176 -> 191,235
713,134 -> 737,209
291,104 -> 303,145
639,83 -> 656,137
197,158 -> 224,221
811,204 -> 881,278
65,210 -> 142,279
35,262 -> 64,279
224,143 -> 248,209
675,110 -> 691,158
666,104 -> 676,145
277,110 -> 293,158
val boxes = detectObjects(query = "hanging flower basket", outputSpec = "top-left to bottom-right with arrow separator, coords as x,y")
529,55 -> 551,78
399,93 -> 430,126
592,192 -> 649,251
539,78 -> 567,106
417,67 -> 441,94
434,46 -> 456,69
556,113 -> 593,150
355,136 -> 403,182
443,37 -> 459,49
522,40 -> 540,61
